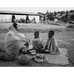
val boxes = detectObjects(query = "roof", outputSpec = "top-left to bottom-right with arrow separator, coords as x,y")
0,10 -> 39,16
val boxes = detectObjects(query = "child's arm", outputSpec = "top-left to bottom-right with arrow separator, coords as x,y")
44,45 -> 48,50
43,39 -> 49,50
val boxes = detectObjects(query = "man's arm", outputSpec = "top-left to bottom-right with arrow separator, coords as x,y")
43,39 -> 49,50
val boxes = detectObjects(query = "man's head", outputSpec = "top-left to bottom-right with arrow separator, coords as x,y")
34,31 -> 39,38
48,30 -> 54,38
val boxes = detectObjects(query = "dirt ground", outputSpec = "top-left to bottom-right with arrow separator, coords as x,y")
0,23 -> 74,67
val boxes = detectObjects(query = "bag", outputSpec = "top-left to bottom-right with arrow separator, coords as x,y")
34,54 -> 47,63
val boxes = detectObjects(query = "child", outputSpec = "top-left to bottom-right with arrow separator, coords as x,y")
44,30 -> 60,54
32,31 -> 44,53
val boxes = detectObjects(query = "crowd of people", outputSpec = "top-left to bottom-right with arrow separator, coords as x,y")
38,10 -> 74,24
16,16 -> 36,23
0,21 -> 60,65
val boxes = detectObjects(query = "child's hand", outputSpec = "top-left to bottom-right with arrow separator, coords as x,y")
41,48 -> 45,51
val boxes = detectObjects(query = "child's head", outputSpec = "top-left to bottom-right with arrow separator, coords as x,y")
48,30 -> 54,38
34,31 -> 39,38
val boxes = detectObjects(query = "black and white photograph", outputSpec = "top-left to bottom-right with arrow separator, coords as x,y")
0,7 -> 74,67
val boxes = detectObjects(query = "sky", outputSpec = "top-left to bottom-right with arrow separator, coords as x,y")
0,7 -> 74,13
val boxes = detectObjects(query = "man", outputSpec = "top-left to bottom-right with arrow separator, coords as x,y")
44,30 -> 60,54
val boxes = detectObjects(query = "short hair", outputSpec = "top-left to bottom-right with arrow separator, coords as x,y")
49,30 -> 54,36
34,31 -> 39,37
34,31 -> 39,34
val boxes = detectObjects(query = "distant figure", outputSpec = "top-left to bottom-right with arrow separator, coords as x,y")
54,18 -> 58,23
33,17 -> 36,23
32,31 -> 44,53
39,16 -> 42,23
0,22 -> 29,61
12,15 -> 15,23
43,16 -> 46,24
26,15 -> 30,23
44,30 -> 60,54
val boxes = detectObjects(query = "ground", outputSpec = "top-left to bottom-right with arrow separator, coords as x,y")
0,23 -> 74,66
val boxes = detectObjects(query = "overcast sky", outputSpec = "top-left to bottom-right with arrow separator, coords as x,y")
0,7 -> 74,13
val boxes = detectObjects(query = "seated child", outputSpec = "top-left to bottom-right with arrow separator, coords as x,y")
32,31 -> 44,53
44,30 -> 60,54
